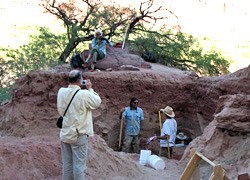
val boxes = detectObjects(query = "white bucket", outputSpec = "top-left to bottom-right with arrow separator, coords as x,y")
175,143 -> 185,147
147,155 -> 165,170
139,150 -> 151,166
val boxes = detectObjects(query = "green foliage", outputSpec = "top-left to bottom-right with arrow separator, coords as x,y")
41,0 -> 136,61
0,86 -> 13,104
1,27 -> 66,74
0,56 -> 14,102
0,27 -> 68,103
193,50 -> 230,76
38,0 -> 231,76
129,29 -> 231,76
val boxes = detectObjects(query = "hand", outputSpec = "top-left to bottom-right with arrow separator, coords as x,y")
85,79 -> 92,90
153,135 -> 158,140
120,108 -> 125,113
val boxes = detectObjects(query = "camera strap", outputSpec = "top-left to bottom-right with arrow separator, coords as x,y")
62,89 -> 80,117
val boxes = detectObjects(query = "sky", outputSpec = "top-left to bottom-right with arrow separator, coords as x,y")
0,0 -> 249,72
168,0 -> 250,39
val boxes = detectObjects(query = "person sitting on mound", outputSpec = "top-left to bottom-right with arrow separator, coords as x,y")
84,29 -> 113,71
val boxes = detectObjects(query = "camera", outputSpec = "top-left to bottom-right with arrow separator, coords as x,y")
82,80 -> 87,85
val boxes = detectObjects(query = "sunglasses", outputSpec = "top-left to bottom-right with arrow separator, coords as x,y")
133,101 -> 139,104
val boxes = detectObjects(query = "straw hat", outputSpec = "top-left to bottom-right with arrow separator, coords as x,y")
176,132 -> 187,140
160,106 -> 175,117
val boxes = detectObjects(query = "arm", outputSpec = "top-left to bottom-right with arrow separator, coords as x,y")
140,109 -> 144,130
106,40 -> 113,46
91,38 -> 97,48
119,108 -> 125,120
85,89 -> 101,110
84,79 -> 101,110
155,120 -> 170,140
97,40 -> 106,50
156,134 -> 169,140
100,37 -> 113,46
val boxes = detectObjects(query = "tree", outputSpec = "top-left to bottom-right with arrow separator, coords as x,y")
0,27 -> 66,84
41,0 -> 98,61
41,0 -> 172,61
129,29 -> 230,76
0,27 -> 69,103
41,0 -> 135,61
123,0 -> 175,48
94,4 -> 132,40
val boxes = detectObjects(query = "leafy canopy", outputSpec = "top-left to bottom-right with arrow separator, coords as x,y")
0,0 -> 232,103
129,29 -> 230,76
0,27 -> 70,102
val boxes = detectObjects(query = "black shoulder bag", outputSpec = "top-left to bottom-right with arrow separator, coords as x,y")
56,89 -> 80,128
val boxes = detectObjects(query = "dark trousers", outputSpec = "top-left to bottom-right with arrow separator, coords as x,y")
159,146 -> 173,159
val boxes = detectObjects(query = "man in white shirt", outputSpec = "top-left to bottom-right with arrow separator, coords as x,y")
57,70 -> 101,180
154,106 -> 177,159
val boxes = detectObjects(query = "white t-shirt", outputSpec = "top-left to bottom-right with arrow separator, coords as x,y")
160,118 -> 177,147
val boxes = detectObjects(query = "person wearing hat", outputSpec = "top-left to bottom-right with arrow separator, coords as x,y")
176,132 -> 192,145
84,29 -> 113,71
119,97 -> 144,153
176,132 -> 187,144
154,106 -> 177,158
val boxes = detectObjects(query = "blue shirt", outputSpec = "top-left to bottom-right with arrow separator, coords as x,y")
91,38 -> 113,55
122,107 -> 144,135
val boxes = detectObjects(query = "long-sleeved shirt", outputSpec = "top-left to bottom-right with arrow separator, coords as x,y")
57,85 -> 101,143
91,38 -> 113,55
122,107 -> 144,136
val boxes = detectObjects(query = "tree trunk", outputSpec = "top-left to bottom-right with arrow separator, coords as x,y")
123,17 -> 141,49
59,38 -> 80,62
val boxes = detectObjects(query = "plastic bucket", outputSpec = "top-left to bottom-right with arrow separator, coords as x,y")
175,143 -> 185,147
139,150 -> 151,165
147,155 -> 165,170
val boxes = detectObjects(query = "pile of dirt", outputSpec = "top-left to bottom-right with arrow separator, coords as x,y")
0,134 -> 185,179
0,47 -> 249,179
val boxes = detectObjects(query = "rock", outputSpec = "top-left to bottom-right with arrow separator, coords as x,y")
106,68 -> 113,71
238,173 -> 250,180
181,94 -> 250,180
214,94 -> 250,133
118,65 -> 140,71
82,46 -> 152,70
184,71 -> 199,78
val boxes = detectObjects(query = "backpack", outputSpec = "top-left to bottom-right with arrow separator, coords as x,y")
70,53 -> 83,68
